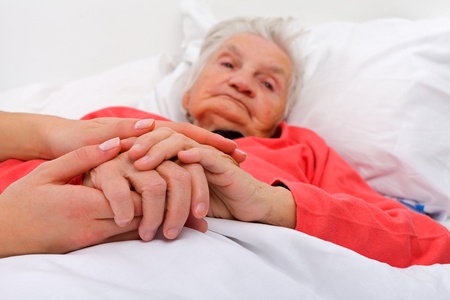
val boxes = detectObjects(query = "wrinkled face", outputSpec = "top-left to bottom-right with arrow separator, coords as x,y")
183,33 -> 292,137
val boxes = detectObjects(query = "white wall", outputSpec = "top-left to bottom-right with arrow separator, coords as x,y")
1,0 -> 449,92
0,0 -> 183,92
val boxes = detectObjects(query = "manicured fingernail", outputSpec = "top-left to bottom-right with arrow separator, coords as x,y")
134,119 -> 154,130
99,137 -> 120,151
236,149 -> 247,156
229,140 -> 238,146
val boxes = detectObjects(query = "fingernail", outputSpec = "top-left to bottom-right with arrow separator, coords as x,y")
135,119 -> 154,130
115,216 -> 131,227
99,137 -> 120,151
130,143 -> 143,152
140,229 -> 156,242
116,220 -> 131,227
236,149 -> 247,156
166,228 -> 179,239
136,155 -> 150,164
195,203 -> 207,217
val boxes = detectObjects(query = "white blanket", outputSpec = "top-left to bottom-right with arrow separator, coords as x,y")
1,219 -> 449,299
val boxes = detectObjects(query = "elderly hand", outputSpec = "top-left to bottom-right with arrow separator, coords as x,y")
178,147 -> 296,228
128,128 -> 295,228
0,138 -> 142,258
83,143 -> 209,242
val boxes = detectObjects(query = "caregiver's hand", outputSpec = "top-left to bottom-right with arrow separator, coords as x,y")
83,149 -> 209,242
48,117 -> 245,163
46,117 -> 157,159
0,138 -> 142,258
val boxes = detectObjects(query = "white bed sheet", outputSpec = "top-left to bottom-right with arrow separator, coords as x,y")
1,218 -> 450,299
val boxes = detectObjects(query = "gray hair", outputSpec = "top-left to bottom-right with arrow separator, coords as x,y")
180,16 -> 304,119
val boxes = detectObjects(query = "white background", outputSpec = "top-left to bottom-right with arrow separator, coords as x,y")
1,0 -> 450,92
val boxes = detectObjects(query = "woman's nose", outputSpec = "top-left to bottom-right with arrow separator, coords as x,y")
228,71 -> 255,97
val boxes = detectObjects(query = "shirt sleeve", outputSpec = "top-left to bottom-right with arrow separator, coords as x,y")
275,131 -> 450,267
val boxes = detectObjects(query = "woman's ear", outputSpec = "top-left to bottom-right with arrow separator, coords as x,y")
182,91 -> 194,123
182,92 -> 190,111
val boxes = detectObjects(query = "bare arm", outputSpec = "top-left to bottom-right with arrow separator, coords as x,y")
0,111 -> 156,161
0,110 -> 245,163
0,111 -> 59,161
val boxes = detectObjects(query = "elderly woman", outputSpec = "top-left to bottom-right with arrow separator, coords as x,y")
1,17 -> 449,267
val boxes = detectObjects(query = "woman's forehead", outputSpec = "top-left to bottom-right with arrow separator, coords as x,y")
212,34 -> 292,78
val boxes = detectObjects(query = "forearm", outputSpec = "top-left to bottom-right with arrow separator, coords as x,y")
0,199 -> 23,258
0,111 -> 67,161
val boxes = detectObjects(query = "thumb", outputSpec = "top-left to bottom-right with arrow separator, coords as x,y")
32,137 -> 121,184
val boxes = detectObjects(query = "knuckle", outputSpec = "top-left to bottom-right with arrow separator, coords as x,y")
109,189 -> 131,205
145,176 -> 167,195
170,167 -> 191,183
74,146 -> 90,162
160,127 -> 176,135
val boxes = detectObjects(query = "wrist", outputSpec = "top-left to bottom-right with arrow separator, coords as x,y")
259,185 -> 296,229
41,116 -> 75,159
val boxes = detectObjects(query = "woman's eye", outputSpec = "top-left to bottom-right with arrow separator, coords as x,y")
263,82 -> 273,91
222,62 -> 233,68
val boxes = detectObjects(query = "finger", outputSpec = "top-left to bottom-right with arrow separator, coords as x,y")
229,149 -> 247,164
103,228 -> 141,244
76,186 -> 143,220
184,213 -> 208,233
30,137 -> 121,184
99,174 -> 135,227
87,117 -> 155,142
129,170 -> 167,242
156,161 -> 192,240
77,218 -> 142,250
127,127 -> 175,161
181,163 -> 209,219
155,121 -> 238,156
120,137 -> 137,152
135,134 -> 201,171
178,147 -> 238,174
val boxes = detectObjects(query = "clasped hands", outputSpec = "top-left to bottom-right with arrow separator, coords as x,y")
84,125 -> 265,242
0,117 -> 293,258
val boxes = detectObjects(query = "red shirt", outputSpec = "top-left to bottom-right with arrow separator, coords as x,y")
1,107 -> 449,267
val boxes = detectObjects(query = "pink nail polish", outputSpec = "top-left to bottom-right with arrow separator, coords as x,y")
99,137 -> 120,151
135,119 -> 154,130
236,149 -> 247,156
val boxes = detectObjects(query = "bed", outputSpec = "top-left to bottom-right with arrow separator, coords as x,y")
1,0 -> 450,298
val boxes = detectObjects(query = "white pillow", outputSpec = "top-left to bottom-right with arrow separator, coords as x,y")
0,56 -> 165,119
138,0 -> 216,122
138,1 -> 450,219
290,18 -> 450,219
